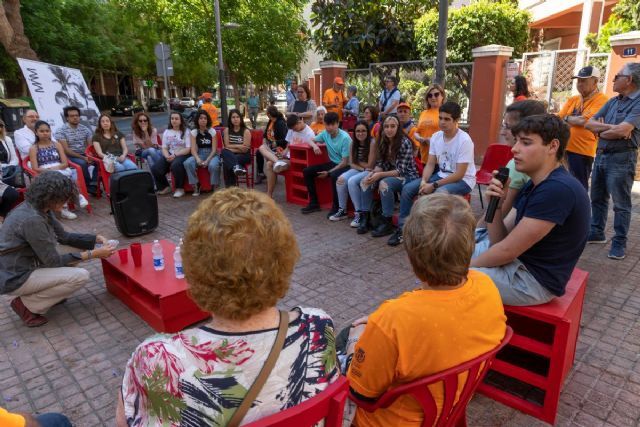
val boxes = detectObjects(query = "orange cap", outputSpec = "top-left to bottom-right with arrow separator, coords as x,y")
397,102 -> 411,110
334,77 -> 344,85
200,92 -> 213,100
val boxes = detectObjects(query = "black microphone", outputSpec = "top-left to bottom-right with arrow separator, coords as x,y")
484,167 -> 510,224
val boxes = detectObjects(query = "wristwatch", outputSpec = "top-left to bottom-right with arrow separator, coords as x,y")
432,181 -> 439,189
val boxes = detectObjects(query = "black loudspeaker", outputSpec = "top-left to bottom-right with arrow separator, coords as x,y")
109,169 -> 158,236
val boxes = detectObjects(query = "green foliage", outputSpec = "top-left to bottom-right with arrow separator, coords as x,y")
310,0 -> 437,69
587,0 -> 640,52
415,0 -> 531,63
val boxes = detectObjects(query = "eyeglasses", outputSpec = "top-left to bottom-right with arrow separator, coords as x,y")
138,119 -> 149,123
614,74 -> 630,81
427,92 -> 441,99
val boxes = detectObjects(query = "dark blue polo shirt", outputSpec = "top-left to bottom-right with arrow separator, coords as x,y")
592,89 -> 640,150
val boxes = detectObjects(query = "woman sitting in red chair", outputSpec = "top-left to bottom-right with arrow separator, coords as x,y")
28,121 -> 88,220
345,194 -> 506,427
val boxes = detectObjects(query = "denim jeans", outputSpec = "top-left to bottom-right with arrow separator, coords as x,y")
361,176 -> 404,217
36,413 -> 72,427
590,150 -> 637,248
140,147 -> 163,169
113,158 -> 138,173
347,170 -> 372,212
336,168 -> 362,210
398,174 -> 472,228
184,148 -> 221,186
151,154 -> 191,190
471,229 -> 555,306
68,156 -> 97,192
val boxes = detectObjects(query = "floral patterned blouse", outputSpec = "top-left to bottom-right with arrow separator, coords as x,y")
121,307 -> 338,426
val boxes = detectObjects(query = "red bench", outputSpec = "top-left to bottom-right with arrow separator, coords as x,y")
478,268 -> 589,424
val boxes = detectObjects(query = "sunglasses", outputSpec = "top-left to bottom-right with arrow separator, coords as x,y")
427,92 -> 441,99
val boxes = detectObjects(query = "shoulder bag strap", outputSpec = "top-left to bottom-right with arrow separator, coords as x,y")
227,310 -> 289,427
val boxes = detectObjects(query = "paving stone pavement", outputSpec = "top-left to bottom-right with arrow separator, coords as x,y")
1,179 -> 640,427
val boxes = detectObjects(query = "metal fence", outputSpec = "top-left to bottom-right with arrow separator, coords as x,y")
344,59 -> 473,125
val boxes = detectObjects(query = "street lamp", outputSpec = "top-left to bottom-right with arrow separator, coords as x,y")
213,0 -> 239,126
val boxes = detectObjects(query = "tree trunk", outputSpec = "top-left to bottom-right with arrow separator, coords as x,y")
0,0 -> 38,60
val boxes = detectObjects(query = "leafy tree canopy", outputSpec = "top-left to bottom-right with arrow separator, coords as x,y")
415,0 -> 531,63
586,0 -> 640,52
310,0 -> 438,69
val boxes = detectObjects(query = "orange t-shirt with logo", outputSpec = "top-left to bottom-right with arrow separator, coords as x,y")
322,89 -> 345,121
310,121 -> 325,135
348,270 -> 506,427
557,92 -> 608,158
201,102 -> 220,127
416,109 -> 440,163
0,408 -> 25,427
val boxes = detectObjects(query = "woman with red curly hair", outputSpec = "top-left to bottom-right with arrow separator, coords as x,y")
117,188 -> 339,426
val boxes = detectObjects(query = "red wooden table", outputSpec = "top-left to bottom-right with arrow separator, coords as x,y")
101,240 -> 210,333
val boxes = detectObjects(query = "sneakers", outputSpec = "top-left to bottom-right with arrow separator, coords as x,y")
78,194 -> 89,208
388,228 -> 403,246
301,204 -> 321,214
608,244 -> 626,260
350,212 -> 362,228
173,189 -> 185,198
233,165 -> 247,176
10,297 -> 48,327
329,208 -> 348,221
192,184 -> 201,197
157,187 -> 172,195
60,207 -> 77,220
273,160 -> 289,174
587,233 -> 607,244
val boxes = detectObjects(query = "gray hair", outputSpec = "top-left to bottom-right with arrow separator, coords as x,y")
26,171 -> 78,212
623,63 -> 640,87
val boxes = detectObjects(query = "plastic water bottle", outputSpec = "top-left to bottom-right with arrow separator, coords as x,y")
152,240 -> 164,271
174,239 -> 184,279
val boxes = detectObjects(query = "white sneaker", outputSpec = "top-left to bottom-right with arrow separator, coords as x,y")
60,208 -> 77,220
233,165 -> 247,176
350,212 -> 362,228
273,160 -> 289,174
173,189 -> 185,198
78,194 -> 89,208
329,208 -> 348,221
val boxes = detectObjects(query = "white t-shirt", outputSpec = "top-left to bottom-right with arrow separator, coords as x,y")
14,125 -> 56,159
162,129 -> 191,155
429,129 -> 476,189
285,125 -> 316,159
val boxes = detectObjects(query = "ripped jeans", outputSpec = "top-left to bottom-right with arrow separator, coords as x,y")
361,176 -> 405,217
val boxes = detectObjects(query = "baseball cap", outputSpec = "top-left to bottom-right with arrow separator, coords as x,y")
572,66 -> 600,79
397,102 -> 411,110
334,77 -> 344,85
200,92 -> 213,99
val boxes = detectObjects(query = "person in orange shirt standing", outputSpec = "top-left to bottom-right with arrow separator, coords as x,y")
199,92 -> 220,127
346,194 -> 506,427
415,84 -> 445,165
557,66 -> 608,190
322,77 -> 345,121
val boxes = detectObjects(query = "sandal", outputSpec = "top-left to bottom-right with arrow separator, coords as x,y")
10,297 -> 48,327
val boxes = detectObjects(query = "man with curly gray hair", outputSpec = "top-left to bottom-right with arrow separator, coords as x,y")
0,171 -> 116,327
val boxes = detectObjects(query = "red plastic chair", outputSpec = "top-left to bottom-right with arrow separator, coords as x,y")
86,145 -> 136,200
475,144 -> 513,208
21,151 -> 92,214
243,376 -> 349,427
350,327 -> 513,427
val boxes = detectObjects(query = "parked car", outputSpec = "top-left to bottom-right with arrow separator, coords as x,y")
179,97 -> 195,108
169,97 -> 182,110
147,98 -> 165,112
276,92 -> 287,102
111,99 -> 144,116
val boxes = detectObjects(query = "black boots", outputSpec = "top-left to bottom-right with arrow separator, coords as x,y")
357,211 -> 371,234
371,216 -> 394,238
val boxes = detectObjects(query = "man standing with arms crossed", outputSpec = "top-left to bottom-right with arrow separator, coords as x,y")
322,77 -> 345,122
585,63 -> 640,260
557,66 -> 608,190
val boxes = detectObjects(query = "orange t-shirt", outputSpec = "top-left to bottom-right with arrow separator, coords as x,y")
322,88 -> 345,120
201,103 -> 220,127
348,270 -> 506,427
310,121 -> 325,135
416,109 -> 440,163
0,408 -> 25,427
557,92 -> 608,158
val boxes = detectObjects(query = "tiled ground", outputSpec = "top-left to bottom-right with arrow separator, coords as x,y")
1,178 -> 640,426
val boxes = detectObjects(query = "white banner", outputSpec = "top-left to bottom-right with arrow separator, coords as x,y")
17,58 -> 100,133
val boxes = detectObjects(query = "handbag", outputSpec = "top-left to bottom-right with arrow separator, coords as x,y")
2,165 -> 25,188
226,310 -> 288,427
103,154 -> 117,173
